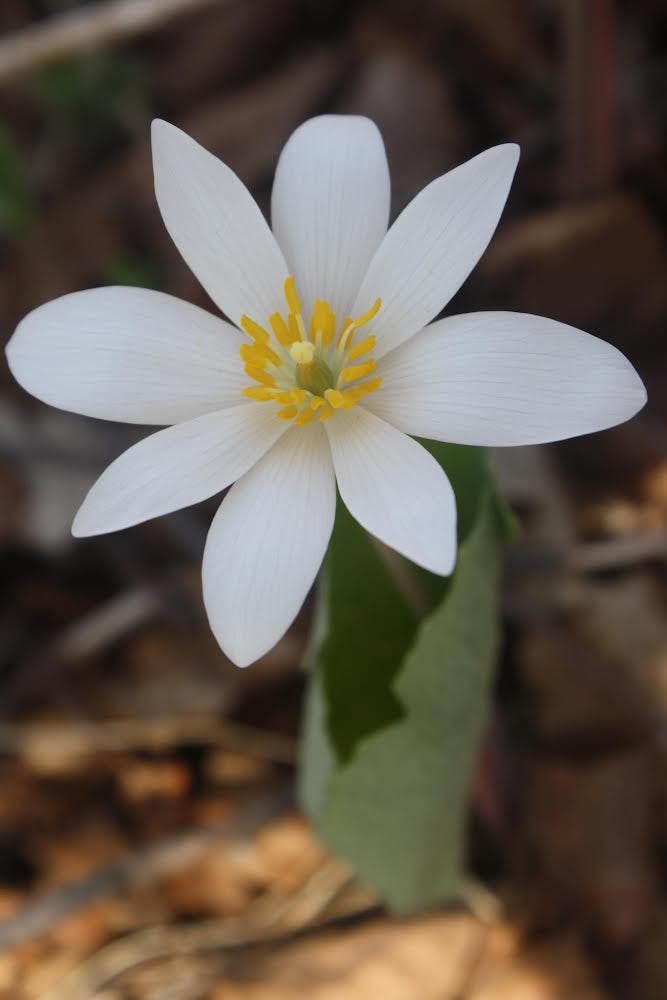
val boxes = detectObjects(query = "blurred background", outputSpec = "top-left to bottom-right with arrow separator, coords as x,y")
0,0 -> 666,997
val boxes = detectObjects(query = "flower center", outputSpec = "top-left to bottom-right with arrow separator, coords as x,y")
238,276 -> 382,426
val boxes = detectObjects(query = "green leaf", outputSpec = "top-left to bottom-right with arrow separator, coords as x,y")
320,498 -> 417,761
319,444 -> 491,763
300,443 -> 506,911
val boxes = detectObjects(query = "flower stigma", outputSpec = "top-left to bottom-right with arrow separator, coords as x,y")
239,276 -> 382,425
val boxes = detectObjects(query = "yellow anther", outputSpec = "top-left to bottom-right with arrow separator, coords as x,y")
354,297 -> 381,328
290,341 -> 315,365
324,388 -> 346,409
275,388 -> 307,405
310,300 -> 336,345
240,315 -> 270,345
287,313 -> 300,343
269,312 -> 292,346
343,376 -> 383,404
240,281 -> 380,427
295,407 -> 316,426
339,360 -> 376,384
284,275 -> 302,317
337,299 -> 381,350
346,335 -> 376,361
240,342 -> 280,367
242,386 -> 277,401
244,364 -> 276,387
276,404 -> 299,421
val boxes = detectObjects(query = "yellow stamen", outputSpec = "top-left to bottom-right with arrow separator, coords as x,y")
240,342 -> 280,367
346,335 -> 376,361
290,341 -> 315,365
310,300 -> 336,345
284,275 -> 302,317
288,313 -> 300,343
339,360 -> 376,384
275,388 -> 307,405
354,297 -> 381,328
337,298 -> 381,350
342,376 -> 383,405
295,407 -> 316,426
324,388 -> 346,409
239,282 -> 381,428
244,364 -> 276,387
240,315 -> 270,345
338,320 -> 355,351
242,386 -> 277,401
276,404 -> 299,421
269,312 -> 292,346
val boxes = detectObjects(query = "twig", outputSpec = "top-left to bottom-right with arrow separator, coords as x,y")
0,784 -> 292,951
0,714 -> 296,764
0,0 -> 230,85
507,528 -> 667,577
4,581 -> 169,708
566,528 -> 667,573
39,859 -> 373,1000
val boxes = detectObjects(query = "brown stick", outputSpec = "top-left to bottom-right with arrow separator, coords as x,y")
0,0 -> 230,85
0,714 -> 296,764
0,784 -> 293,951
39,859 -> 365,1000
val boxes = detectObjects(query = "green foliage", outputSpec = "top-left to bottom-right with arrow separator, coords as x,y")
31,53 -> 148,140
320,498 -> 416,761
0,124 -> 33,236
103,255 -> 162,290
300,443 -> 509,911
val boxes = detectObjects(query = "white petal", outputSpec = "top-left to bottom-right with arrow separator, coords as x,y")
203,425 -> 335,668
72,403 -> 286,537
352,144 -> 519,359
368,312 -> 647,446
326,407 -> 456,576
6,286 -> 247,425
152,119 -> 288,324
271,115 -> 390,320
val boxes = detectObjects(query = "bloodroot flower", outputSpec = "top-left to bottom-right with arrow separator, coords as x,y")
6,117 -> 646,666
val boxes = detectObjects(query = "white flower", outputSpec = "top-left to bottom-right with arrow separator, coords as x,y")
6,116 -> 646,667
